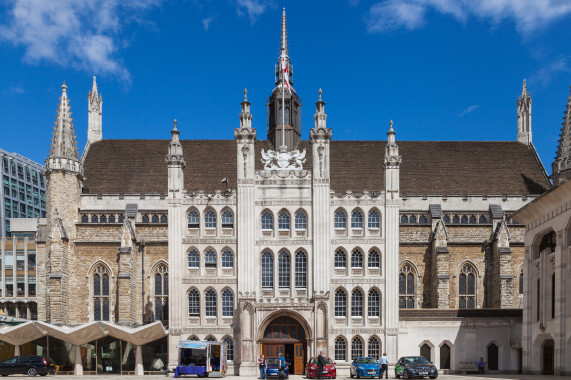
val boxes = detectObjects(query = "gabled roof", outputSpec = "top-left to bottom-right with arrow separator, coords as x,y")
82,139 -> 550,197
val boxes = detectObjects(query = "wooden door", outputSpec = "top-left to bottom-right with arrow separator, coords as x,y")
263,344 -> 284,358
294,343 -> 304,375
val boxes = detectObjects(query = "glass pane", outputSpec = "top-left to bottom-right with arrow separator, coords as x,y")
102,298 -> 110,320
459,274 -> 466,295
155,273 -> 162,295
407,273 -> 414,295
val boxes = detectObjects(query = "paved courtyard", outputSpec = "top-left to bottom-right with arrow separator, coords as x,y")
6,374 -> 567,379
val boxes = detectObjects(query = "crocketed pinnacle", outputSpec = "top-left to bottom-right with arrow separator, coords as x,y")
49,82 -> 79,160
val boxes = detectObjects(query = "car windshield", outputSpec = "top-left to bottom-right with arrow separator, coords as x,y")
404,357 -> 430,364
325,358 -> 333,364
266,359 -> 280,366
356,358 -> 377,364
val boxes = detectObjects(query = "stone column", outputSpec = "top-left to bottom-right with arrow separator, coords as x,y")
431,220 -> 450,308
74,345 -> 83,375
135,345 -> 144,375
14,345 -> 20,356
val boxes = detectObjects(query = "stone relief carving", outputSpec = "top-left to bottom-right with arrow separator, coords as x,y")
261,145 -> 306,170
242,145 -> 249,178
318,144 -> 324,178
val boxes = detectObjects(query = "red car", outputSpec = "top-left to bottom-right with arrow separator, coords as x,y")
306,357 -> 336,379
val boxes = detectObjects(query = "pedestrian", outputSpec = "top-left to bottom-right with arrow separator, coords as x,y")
257,354 -> 266,379
278,352 -> 286,380
317,350 -> 326,380
379,353 -> 389,379
477,357 -> 486,374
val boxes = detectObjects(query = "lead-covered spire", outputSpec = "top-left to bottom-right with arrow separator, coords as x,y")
280,8 -> 288,57
553,85 -> 571,184
46,82 -> 82,174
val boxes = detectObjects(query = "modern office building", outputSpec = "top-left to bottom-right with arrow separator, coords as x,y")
0,149 -> 46,237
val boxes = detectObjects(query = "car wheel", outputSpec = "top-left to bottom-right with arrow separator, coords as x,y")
39,375 -> 47,377
350,370 -> 354,378
403,371 -> 409,380
429,376 -> 437,379
356,373 -> 360,379
1,375 -> 7,377
27,368 -> 38,377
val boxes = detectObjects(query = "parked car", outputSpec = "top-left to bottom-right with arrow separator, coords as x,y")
0,356 -> 56,377
306,356 -> 336,379
394,356 -> 438,379
265,358 -> 289,379
350,357 -> 381,378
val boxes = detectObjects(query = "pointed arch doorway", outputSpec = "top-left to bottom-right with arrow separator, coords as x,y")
260,315 -> 307,375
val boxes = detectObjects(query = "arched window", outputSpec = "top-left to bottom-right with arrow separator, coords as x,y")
188,289 -> 200,316
262,252 -> 274,288
223,337 -> 234,361
419,215 -> 427,224
295,251 -> 307,288
295,210 -> 307,230
204,209 -> 217,229
206,335 -> 216,342
278,251 -> 290,288
368,249 -> 380,268
222,289 -> 234,317
368,289 -> 380,317
469,215 -> 477,224
93,265 -> 110,321
278,211 -> 290,230
409,215 -> 417,223
461,215 -> 468,224
334,210 -> 347,229
519,270 -> 523,295
335,289 -> 347,317
368,337 -> 380,359
205,249 -> 217,268
334,337 -> 346,361
440,344 -> 451,369
399,264 -> 415,308
188,249 -> 199,268
443,215 -> 450,223
368,210 -> 380,229
189,335 -> 199,341
221,209 -> 234,228
351,289 -> 363,317
188,209 -> 199,229
205,289 -> 217,317
261,211 -> 273,230
100,214 -> 107,223
453,215 -> 460,224
152,214 -> 159,223
222,249 -> 234,268
154,264 -> 168,324
142,214 -> 149,223
351,249 -> 363,268
351,337 -> 363,360
335,249 -> 346,268
459,264 -> 476,308
420,344 -> 431,362
351,210 -> 363,229
479,215 -> 487,224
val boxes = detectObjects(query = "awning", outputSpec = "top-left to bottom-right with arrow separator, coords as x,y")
0,321 -> 45,345
101,321 -> 167,346
177,341 -> 209,350
35,321 -> 108,346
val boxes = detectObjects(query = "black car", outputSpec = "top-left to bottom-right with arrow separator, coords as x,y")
0,356 -> 56,377
394,356 -> 437,379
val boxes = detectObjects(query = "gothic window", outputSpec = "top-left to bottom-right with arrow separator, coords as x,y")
399,264 -> 415,309
479,215 -> 487,224
368,337 -> 380,359
222,289 -> 234,317
334,210 -> 347,229
160,214 -> 167,223
519,270 -> 523,295
221,209 -> 233,228
223,337 -> 234,361
419,215 -> 427,224
278,211 -> 290,230
154,264 -> 168,324
100,214 -> 107,223
262,251 -> 274,288
458,264 -> 476,308
351,289 -> 363,317
206,335 -> 216,342
335,249 -> 346,268
368,249 -> 380,268
443,215 -> 450,223
108,214 -> 116,223
188,249 -> 199,268
205,249 -> 217,268
453,215 -> 460,224
93,265 -> 110,321
81,214 -> 88,223
205,289 -> 217,317
188,289 -> 200,316
409,215 -> 416,223
351,210 -> 363,229
91,214 -> 98,223
278,251 -> 290,288
334,289 -> 347,317
334,337 -> 346,361
152,214 -> 159,223
401,215 -> 408,224
118,214 -> 124,223
261,211 -> 273,230
189,335 -> 199,341
461,215 -> 468,224
222,249 -> 234,268
551,273 -> 555,319
368,210 -> 380,229
204,209 -> 216,229
188,210 -> 199,228
295,251 -> 307,288
351,337 -> 363,360
469,215 -> 477,224
368,289 -> 380,317
142,214 -> 150,223
351,249 -> 363,268
295,210 -> 307,230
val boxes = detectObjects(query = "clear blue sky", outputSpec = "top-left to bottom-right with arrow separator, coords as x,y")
1,0 -> 570,176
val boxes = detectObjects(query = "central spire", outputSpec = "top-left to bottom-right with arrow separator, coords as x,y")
281,8 -> 288,58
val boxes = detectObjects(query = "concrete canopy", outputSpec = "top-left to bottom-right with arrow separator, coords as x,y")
0,322 -> 45,345
101,321 -> 167,346
35,321 -> 107,346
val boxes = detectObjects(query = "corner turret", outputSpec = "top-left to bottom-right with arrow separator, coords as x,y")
166,119 -> 186,194
88,76 -> 103,144
553,85 -> 571,184
517,79 -> 532,145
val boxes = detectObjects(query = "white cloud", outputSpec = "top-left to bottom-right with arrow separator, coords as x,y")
235,0 -> 274,24
0,0 -> 160,82
457,104 -> 480,116
366,0 -> 571,35
2,86 -> 25,95
529,57 -> 571,89
202,16 -> 215,31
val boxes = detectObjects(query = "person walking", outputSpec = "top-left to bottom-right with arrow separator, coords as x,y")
379,353 -> 389,379
278,352 -> 286,380
258,354 -> 266,379
317,350 -> 326,380
477,357 -> 486,374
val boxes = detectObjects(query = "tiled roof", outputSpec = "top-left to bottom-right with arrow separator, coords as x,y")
82,139 -> 550,196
